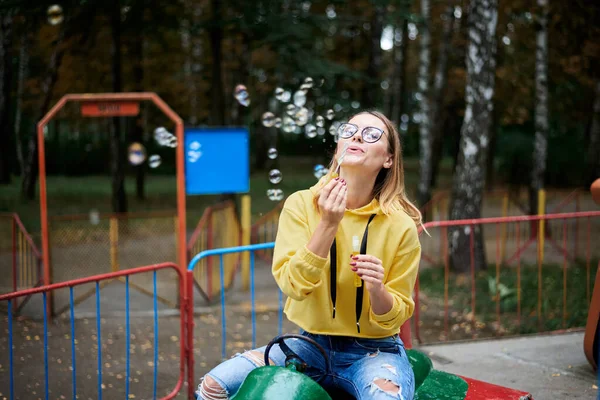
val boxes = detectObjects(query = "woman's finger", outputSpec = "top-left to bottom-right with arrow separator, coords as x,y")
353,266 -> 384,278
351,254 -> 382,265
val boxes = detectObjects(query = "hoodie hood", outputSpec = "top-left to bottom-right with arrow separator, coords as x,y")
310,176 -> 383,216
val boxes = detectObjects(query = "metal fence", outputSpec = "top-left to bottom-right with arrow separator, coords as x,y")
0,213 -> 43,314
0,262 -> 186,400
415,211 -> 600,344
48,212 -> 180,315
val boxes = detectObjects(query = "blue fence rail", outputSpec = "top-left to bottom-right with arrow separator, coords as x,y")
0,263 -> 186,400
186,242 -> 285,398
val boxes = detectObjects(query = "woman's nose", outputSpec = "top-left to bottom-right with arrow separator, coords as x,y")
351,132 -> 363,142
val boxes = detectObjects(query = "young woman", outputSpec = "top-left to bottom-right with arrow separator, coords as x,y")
197,111 -> 422,400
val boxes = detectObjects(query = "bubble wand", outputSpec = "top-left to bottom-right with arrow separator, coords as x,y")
333,142 -> 350,178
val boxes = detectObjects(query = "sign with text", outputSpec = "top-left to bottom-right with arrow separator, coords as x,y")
81,101 -> 140,117
185,127 -> 249,195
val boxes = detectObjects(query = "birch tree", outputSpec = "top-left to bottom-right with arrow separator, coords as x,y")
529,0 -> 549,215
449,0 -> 498,272
416,0 -> 432,209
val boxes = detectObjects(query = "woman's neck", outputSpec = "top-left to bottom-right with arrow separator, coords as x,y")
339,169 -> 377,209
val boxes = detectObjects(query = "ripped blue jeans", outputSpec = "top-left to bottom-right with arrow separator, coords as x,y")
197,329 -> 415,400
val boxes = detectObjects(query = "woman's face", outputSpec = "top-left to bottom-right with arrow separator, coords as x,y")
336,113 -> 393,174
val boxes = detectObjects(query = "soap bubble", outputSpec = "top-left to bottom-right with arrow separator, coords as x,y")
267,148 -> 278,160
326,109 -> 335,120
294,107 -> 309,126
401,114 -> 409,123
262,112 -> 276,127
305,124 -> 317,138
274,117 -> 282,128
280,91 -> 291,103
269,169 -> 282,184
47,5 -> 64,25
149,155 -> 162,168
267,188 -> 285,201
300,77 -> 314,90
317,127 -> 326,136
165,135 -> 178,148
313,164 -> 328,179
282,116 -> 296,133
316,115 -> 325,128
286,104 -> 297,116
128,143 -> 146,166
154,127 -> 172,146
234,84 -> 250,107
275,87 -> 285,101
293,90 -> 307,107
329,121 -> 341,135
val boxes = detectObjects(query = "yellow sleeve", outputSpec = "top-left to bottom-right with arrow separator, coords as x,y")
369,226 -> 421,331
271,194 -> 328,301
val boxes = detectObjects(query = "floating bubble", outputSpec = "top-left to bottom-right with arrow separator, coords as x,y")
269,169 -> 282,184
282,116 -> 296,133
234,84 -> 250,107
294,107 -> 309,126
267,148 -> 278,160
280,91 -> 291,103
329,121 -> 341,135
313,164 -> 328,179
166,135 -> 178,148
326,109 -> 335,120
305,124 -> 317,138
262,112 -> 276,127
89,209 -> 100,225
293,90 -> 307,107
401,114 -> 410,123
300,77 -> 314,90
316,115 -> 325,128
267,189 -> 285,201
47,5 -> 64,25
128,142 -> 146,166
274,117 -> 282,128
154,127 -> 172,146
149,155 -> 162,168
351,101 -> 360,109
400,122 -> 409,132
286,104 -> 297,116
317,127 -> 326,136
275,87 -> 285,101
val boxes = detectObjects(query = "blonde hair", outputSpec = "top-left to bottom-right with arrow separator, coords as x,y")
313,110 -> 423,228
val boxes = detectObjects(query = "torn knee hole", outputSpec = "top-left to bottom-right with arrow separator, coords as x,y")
198,376 -> 228,400
241,350 -> 275,367
373,378 -> 400,393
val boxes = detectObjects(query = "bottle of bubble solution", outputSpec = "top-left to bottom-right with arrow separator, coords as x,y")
352,235 -> 362,287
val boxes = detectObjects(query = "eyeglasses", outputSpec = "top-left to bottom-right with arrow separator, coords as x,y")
337,123 -> 385,143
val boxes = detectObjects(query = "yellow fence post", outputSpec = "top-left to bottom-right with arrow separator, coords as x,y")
537,189 -> 546,264
110,217 -> 119,272
241,195 -> 251,291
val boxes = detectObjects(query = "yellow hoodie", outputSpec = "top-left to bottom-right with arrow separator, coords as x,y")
272,181 -> 421,339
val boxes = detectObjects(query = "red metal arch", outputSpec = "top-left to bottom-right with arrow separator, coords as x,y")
37,92 -> 187,318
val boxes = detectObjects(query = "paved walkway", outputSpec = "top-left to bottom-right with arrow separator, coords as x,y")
419,331 -> 598,400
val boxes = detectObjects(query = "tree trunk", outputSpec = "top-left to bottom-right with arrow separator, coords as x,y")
448,0 -> 498,272
586,80 -> 600,185
0,13 -> 14,184
14,32 -> 28,177
209,0 -> 225,126
428,6 -> 455,192
180,0 -> 202,125
21,29 -> 68,199
130,0 -> 145,200
391,19 -> 409,124
416,0 -> 432,211
363,5 -> 384,109
234,32 -> 251,126
529,0 -> 549,215
110,0 -> 127,212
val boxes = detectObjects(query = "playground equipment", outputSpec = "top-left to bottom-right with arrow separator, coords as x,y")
226,333 -> 533,399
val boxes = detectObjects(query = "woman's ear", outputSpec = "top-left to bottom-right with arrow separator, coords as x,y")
383,154 -> 393,169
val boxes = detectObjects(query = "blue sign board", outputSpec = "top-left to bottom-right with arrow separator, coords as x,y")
185,127 -> 249,195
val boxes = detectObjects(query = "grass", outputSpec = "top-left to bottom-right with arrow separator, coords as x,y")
418,260 -> 598,335
0,156 -> 455,234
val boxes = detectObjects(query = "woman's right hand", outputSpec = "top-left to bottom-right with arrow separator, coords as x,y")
318,177 -> 347,227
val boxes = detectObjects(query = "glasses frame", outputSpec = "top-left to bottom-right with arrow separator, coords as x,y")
337,123 -> 385,143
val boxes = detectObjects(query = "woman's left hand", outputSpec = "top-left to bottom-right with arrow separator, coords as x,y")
350,254 -> 385,293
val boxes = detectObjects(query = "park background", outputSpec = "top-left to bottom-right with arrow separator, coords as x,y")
0,0 -> 599,399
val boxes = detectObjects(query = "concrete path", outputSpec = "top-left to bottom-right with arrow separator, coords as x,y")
419,331 -> 598,400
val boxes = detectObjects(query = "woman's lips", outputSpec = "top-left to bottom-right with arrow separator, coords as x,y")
347,147 -> 364,153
